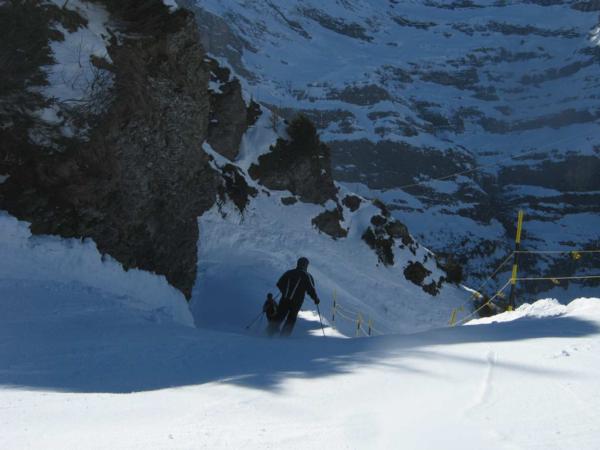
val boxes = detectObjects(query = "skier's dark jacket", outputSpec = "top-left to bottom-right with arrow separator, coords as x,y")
277,268 -> 318,305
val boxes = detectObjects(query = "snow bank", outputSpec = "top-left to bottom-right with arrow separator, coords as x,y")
0,212 -> 193,326
3,286 -> 600,448
468,297 -> 600,325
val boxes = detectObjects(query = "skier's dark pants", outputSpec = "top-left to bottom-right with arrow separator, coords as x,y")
268,297 -> 302,337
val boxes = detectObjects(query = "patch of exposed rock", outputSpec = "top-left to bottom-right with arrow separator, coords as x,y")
300,7 -> 372,41
312,206 -> 348,239
218,164 -> 258,213
403,261 -> 443,296
206,59 -> 260,160
342,195 -> 361,212
361,200 -> 417,266
327,84 -> 391,106
249,115 -> 337,204
331,139 -> 474,189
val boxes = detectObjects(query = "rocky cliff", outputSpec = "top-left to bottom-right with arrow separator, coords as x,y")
0,1 -> 238,298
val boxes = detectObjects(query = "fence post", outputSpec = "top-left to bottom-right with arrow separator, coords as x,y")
332,290 -> 337,322
368,318 -> 373,336
508,210 -> 524,311
449,309 -> 457,326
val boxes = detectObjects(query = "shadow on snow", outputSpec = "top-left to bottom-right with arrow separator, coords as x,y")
1,303 -> 597,394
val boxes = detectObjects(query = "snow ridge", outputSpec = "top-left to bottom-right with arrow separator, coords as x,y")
0,212 -> 193,326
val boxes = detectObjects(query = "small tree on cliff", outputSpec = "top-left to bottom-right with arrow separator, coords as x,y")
286,114 -> 320,155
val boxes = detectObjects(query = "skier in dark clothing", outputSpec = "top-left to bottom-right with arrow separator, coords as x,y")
268,257 -> 321,337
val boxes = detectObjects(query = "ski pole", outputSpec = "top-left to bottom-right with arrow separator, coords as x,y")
245,311 -> 264,330
316,303 -> 326,337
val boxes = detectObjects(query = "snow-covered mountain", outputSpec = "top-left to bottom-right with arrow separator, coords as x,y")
182,0 -> 600,301
3,3 -> 600,447
0,0 -> 472,334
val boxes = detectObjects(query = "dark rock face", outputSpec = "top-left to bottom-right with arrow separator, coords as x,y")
361,202 -> 417,266
330,139 -> 474,189
404,258 -> 445,296
218,164 -> 258,212
281,196 -> 298,205
403,261 -> 431,286
327,84 -> 391,106
249,115 -> 337,204
479,109 -> 599,134
362,226 -> 395,266
439,256 -> 463,284
206,60 -> 259,160
572,0 -> 600,11
499,155 -> 600,191
0,6 -> 219,299
362,201 -> 397,265
300,7 -> 372,41
361,199 -> 447,295
385,220 -> 414,246
312,206 -> 348,239
342,195 -> 361,212
208,79 -> 248,160
391,15 -> 436,30
420,68 -> 479,90
371,215 -> 387,227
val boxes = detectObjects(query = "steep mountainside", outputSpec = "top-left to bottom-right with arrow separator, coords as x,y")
183,0 -> 600,301
0,0 -> 468,330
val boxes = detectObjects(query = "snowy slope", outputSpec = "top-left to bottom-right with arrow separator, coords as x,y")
191,112 -> 468,335
183,0 -> 600,300
193,190 -> 461,336
2,274 -> 599,449
0,212 -> 193,326
2,3 -> 598,447
0,111 -> 469,340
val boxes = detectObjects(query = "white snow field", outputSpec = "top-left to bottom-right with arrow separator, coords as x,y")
1,220 -> 600,449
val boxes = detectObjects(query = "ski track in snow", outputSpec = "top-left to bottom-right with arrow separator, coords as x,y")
466,349 -> 497,417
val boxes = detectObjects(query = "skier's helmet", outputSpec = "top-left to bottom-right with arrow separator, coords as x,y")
297,257 -> 309,270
